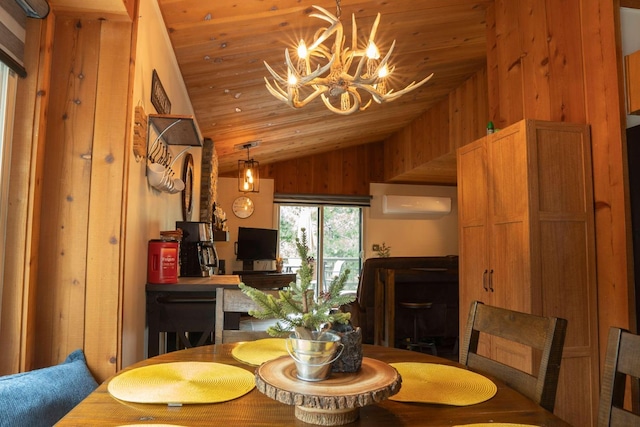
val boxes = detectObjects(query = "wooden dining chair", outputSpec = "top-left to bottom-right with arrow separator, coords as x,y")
214,287 -> 280,344
459,301 -> 567,412
597,327 -> 640,426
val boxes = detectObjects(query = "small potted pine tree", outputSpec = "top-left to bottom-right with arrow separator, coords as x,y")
239,228 -> 359,380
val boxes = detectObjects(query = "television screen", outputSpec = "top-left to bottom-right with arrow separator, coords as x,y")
236,227 -> 278,261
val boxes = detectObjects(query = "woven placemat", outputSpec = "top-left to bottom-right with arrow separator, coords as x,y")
454,424 -> 539,427
107,362 -> 255,404
231,338 -> 288,366
389,362 -> 497,405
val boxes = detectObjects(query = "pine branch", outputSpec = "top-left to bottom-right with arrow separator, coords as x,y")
238,227 -> 355,338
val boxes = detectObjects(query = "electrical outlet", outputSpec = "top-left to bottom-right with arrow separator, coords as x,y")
372,244 -> 380,251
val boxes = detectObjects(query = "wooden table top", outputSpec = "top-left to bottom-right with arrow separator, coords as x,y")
57,344 -> 571,426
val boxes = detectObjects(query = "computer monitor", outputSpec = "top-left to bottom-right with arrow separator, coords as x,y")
236,227 -> 278,270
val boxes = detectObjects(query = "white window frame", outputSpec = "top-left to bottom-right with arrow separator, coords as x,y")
276,203 -> 364,294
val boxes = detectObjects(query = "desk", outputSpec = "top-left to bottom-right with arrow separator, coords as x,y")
146,274 -> 295,357
146,275 -> 240,357
58,344 -> 570,426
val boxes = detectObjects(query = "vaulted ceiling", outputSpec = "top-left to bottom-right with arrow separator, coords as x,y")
155,0 -> 491,175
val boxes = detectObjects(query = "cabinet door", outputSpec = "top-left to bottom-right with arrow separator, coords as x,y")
457,140 -> 492,357
486,124 -> 533,373
486,125 -> 531,312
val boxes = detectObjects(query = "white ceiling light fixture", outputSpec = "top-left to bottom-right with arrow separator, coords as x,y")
264,0 -> 434,115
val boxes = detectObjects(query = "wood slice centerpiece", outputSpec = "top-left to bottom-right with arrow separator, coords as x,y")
255,356 -> 401,426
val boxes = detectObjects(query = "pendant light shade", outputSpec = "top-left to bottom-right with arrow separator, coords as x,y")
238,145 -> 260,193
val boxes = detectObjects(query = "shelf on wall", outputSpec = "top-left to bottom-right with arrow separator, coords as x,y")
149,114 -> 203,146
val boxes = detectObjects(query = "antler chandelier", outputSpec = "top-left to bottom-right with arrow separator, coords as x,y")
264,0 -> 434,115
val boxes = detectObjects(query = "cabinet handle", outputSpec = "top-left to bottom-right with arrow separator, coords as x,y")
482,269 -> 489,291
489,269 -> 494,292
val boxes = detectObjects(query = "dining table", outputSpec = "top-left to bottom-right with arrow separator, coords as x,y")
56,343 -> 571,426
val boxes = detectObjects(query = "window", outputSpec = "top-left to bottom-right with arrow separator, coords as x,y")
0,62 -> 18,311
278,204 -> 362,294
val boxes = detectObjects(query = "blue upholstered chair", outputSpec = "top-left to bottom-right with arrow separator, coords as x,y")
0,349 -> 98,427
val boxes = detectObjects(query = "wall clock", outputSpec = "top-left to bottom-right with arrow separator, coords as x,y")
232,196 -> 254,219
182,153 -> 194,221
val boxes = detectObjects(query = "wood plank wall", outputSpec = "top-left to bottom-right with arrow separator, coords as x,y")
259,143 -> 385,195
486,2 -> 631,425
3,11 -> 134,382
384,67 -> 488,183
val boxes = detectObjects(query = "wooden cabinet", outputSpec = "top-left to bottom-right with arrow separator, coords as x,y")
625,50 -> 640,114
457,119 -> 599,426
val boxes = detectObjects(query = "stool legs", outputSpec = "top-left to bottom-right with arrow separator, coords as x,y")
401,303 -> 437,356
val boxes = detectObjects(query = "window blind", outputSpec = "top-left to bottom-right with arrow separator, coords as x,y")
274,193 -> 371,207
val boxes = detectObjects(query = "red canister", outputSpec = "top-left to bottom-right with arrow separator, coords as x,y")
147,240 -> 179,284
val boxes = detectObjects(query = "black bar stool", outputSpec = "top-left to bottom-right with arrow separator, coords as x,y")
399,301 -> 438,355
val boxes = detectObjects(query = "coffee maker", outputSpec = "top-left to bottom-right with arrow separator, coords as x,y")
176,221 -> 218,277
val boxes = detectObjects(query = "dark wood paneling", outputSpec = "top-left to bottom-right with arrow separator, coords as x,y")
248,143 -> 385,195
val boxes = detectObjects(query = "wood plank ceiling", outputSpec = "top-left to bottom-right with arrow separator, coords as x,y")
156,0 -> 491,176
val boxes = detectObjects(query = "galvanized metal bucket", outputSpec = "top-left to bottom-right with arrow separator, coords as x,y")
286,331 -> 344,381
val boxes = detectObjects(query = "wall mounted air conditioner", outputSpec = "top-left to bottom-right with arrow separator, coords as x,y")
382,195 -> 451,215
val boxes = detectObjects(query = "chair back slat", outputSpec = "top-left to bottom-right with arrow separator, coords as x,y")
460,301 -> 567,413
617,336 -> 640,377
215,287 -> 280,344
598,327 -> 640,427
472,304 -> 552,350
221,288 -> 269,312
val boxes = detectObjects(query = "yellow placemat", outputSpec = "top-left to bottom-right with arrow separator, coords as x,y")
231,338 -> 288,366
107,362 -> 255,404
389,362 -> 497,405
454,424 -> 539,427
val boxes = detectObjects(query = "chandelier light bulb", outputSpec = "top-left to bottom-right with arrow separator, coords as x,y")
297,41 -> 308,60
287,71 -> 298,86
366,41 -> 379,60
378,64 -> 389,79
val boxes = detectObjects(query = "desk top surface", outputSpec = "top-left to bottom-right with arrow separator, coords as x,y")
146,275 -> 241,291
58,344 -> 570,427
178,275 -> 241,285
147,273 -> 296,292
